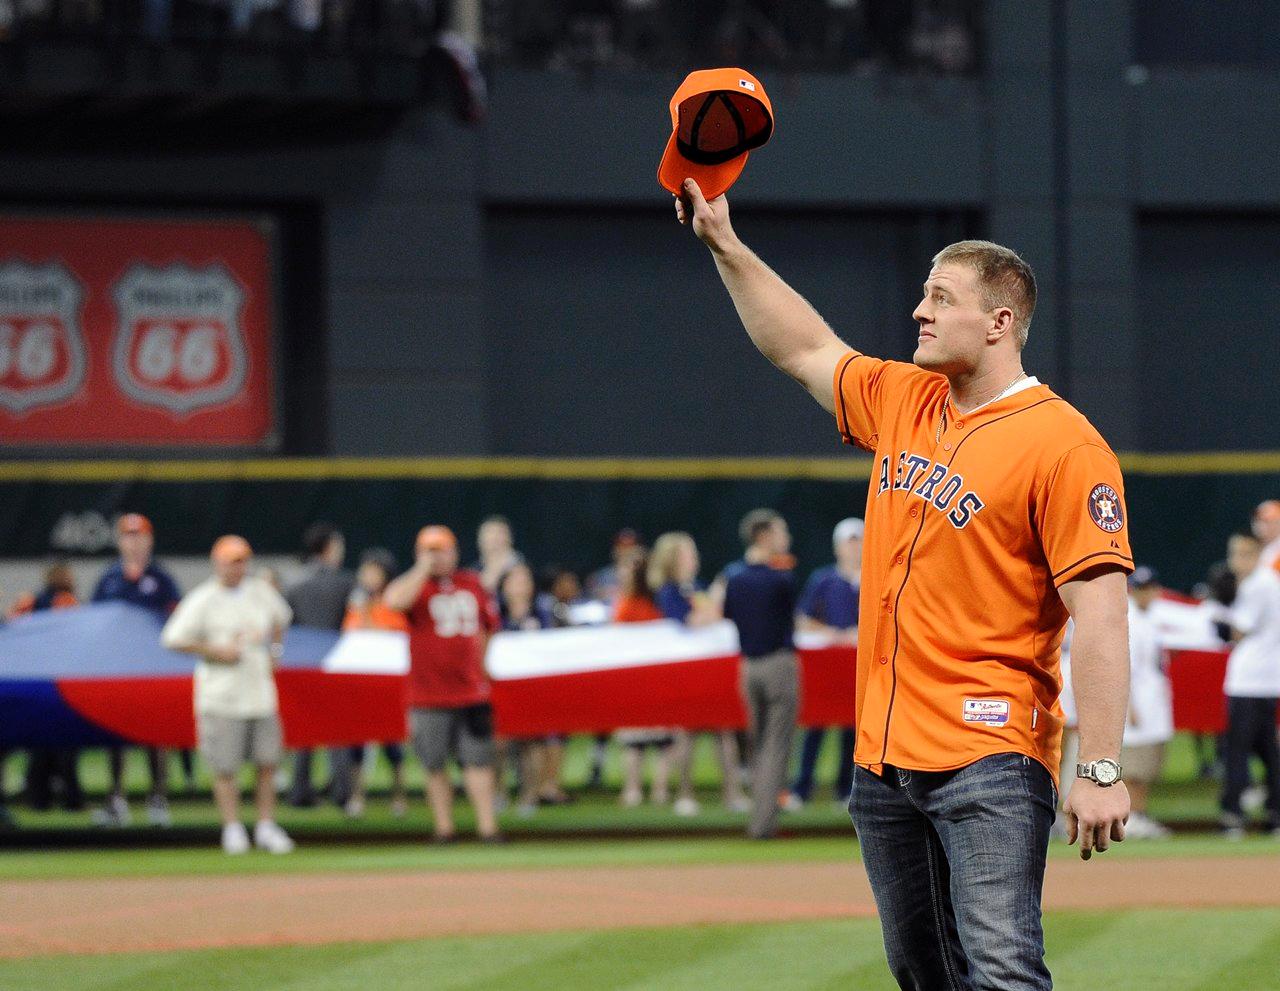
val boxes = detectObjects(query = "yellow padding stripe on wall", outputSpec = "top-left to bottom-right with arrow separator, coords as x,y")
0,451 -> 1278,482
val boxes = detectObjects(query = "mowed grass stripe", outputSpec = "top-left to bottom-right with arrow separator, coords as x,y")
1045,908 -> 1280,990
3,913 -> 1280,991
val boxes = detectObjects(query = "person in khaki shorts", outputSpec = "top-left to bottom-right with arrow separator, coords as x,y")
161,535 -> 296,855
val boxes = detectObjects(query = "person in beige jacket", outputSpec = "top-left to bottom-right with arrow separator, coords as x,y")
162,535 -> 295,854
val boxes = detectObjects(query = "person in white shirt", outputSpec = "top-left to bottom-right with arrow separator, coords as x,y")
1122,568 -> 1174,839
1221,534 -> 1280,838
161,535 -> 296,855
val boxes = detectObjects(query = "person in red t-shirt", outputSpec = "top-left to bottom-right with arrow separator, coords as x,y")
384,525 -> 502,842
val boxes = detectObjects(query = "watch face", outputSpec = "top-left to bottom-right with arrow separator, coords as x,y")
1094,760 -> 1119,785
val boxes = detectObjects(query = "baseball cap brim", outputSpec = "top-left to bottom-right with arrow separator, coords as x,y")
658,132 -> 750,202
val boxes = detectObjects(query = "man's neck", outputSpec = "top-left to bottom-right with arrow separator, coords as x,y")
947,363 -> 1027,416
745,546 -> 771,565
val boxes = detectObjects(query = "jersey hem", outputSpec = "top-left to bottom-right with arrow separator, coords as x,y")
856,747 -> 1060,790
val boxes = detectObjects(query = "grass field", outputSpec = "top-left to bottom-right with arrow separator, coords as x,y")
5,732 -> 1279,990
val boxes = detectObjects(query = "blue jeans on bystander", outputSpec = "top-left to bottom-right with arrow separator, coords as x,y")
848,751 -> 1056,991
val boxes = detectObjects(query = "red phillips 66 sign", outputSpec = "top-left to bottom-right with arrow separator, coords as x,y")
0,261 -> 88,415
112,264 -> 247,415
0,215 -> 276,448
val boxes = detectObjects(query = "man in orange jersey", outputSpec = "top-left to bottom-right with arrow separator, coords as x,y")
676,179 -> 1132,990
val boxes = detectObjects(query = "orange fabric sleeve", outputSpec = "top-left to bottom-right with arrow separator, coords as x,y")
1034,443 -> 1135,587
831,351 -> 928,452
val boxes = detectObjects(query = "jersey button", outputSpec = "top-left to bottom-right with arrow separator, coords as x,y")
955,422 -> 965,430
884,603 -> 893,614
895,554 -> 904,564
879,656 -> 888,665
943,442 -> 952,451
909,507 -> 919,518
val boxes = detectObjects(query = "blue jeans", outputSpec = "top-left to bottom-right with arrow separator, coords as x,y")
848,752 -> 1056,990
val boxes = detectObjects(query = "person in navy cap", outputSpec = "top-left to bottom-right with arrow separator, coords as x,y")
91,513 -> 181,828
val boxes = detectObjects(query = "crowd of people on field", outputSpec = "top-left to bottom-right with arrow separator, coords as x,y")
2,497 -> 1279,849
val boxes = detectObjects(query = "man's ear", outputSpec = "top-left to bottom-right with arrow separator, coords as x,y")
987,307 -> 1015,344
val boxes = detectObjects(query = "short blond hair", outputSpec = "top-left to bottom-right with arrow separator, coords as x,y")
648,532 -> 694,591
931,240 -> 1037,350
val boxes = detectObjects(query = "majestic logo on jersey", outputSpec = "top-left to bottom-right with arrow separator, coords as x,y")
111,264 -> 247,415
877,451 -> 985,529
1087,483 -> 1124,533
0,261 -> 87,414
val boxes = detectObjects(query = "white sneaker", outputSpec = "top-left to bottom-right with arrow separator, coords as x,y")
254,820 -> 295,854
221,821 -> 250,855
91,794 -> 131,828
620,788 -> 643,808
727,795 -> 752,814
145,795 -> 172,828
1241,785 -> 1266,814
673,796 -> 701,817
343,796 -> 365,819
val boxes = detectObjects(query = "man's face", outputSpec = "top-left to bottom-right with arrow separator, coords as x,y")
766,519 -> 791,556
912,263 -> 1000,375
117,530 -> 152,562
836,535 -> 862,570
478,522 -> 512,557
419,544 -> 458,579
357,561 -> 389,596
1227,536 -> 1261,579
1131,584 -> 1160,610
1252,513 -> 1280,545
215,557 -> 248,587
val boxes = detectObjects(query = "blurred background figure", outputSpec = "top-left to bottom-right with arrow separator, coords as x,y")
496,562 -> 566,817
11,560 -> 83,814
342,547 -> 410,818
472,515 -> 525,596
588,528 -> 642,606
1218,530 -> 1280,839
786,517 -> 862,811
161,536 -> 295,855
1123,567 -> 1173,839
723,510 -> 797,839
284,522 -> 355,809
651,530 -> 745,816
90,513 -> 182,829
613,549 -> 675,809
385,525 -> 502,843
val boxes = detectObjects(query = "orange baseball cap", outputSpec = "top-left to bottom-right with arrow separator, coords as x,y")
416,525 -> 457,553
211,534 -> 252,563
1254,500 -> 1280,522
658,68 -> 773,201
117,513 -> 153,536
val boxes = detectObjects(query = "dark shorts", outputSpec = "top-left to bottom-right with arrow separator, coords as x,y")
410,705 -> 494,771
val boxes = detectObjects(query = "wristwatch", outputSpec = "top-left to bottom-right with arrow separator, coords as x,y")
1076,757 -> 1122,787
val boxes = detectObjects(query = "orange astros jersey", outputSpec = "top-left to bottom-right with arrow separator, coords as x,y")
833,351 -> 1133,788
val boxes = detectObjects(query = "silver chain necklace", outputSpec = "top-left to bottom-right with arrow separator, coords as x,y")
937,372 -> 1028,444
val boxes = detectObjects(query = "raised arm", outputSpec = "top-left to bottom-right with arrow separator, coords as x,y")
675,179 -> 850,413
383,559 -> 431,613
1058,566 -> 1131,860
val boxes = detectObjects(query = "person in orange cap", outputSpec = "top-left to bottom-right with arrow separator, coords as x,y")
385,524 -> 504,842
91,513 -> 182,829
161,535 -> 295,855
1252,500 -> 1280,569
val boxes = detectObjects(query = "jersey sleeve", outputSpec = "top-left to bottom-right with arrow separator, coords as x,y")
1034,443 -> 1135,587
832,351 -> 931,452
160,588 -> 206,650
797,570 -> 824,621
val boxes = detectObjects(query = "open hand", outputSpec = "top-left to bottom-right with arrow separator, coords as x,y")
673,179 -> 738,254
1063,779 -> 1129,861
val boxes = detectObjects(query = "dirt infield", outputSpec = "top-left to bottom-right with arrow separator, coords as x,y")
3,855 -> 1278,959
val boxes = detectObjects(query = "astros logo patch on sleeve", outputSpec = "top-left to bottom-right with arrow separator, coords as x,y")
1087,483 -> 1124,533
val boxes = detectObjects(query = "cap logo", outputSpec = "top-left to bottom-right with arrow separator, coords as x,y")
738,79 -> 756,91
1088,483 -> 1124,533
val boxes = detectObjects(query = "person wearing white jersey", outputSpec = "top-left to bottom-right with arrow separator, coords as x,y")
1122,568 -> 1173,839
162,535 -> 296,855
1220,536 -> 1280,839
